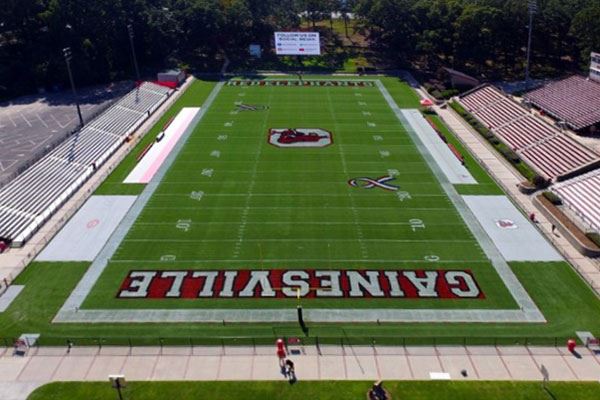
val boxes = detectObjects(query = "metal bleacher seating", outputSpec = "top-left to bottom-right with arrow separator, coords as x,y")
524,75 -> 600,131
459,85 -> 600,180
0,82 -> 172,246
552,169 -> 600,233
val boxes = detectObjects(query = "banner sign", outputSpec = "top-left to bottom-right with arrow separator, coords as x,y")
118,269 -> 484,299
275,32 -> 321,55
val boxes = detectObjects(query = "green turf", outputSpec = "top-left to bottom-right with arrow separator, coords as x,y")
27,381 -> 600,400
82,79 -> 513,311
94,79 -> 216,196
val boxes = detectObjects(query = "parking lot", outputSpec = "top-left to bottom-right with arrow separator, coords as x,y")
0,82 -> 133,185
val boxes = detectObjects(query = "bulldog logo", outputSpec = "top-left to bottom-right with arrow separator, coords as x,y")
268,128 -> 333,148
495,219 -> 518,229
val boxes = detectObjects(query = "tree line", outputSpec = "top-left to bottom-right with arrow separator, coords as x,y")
0,0 -> 598,99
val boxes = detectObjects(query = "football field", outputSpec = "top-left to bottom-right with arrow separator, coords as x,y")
4,77 -> 600,342
62,78 -> 526,320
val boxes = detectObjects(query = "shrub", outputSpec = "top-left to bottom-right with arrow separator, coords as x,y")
532,175 -> 550,189
542,191 -> 562,205
430,89 -> 443,99
586,232 -> 600,247
500,147 -> 520,163
440,89 -> 460,99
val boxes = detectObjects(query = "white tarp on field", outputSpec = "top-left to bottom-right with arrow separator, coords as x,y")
37,195 -> 137,261
124,107 -> 200,184
401,109 -> 476,184
462,195 -> 563,262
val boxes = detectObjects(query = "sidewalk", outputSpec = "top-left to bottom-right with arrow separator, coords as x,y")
433,103 -> 600,292
2,344 -> 600,399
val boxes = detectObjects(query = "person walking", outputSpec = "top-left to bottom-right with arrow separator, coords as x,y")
285,359 -> 296,384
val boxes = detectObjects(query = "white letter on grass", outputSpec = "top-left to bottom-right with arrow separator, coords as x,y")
282,271 -> 310,297
119,271 -> 158,298
403,271 -> 439,297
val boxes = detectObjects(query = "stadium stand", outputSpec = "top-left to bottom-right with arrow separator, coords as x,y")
459,84 -> 600,180
524,75 -> 600,131
552,169 -> 600,233
0,82 -> 172,247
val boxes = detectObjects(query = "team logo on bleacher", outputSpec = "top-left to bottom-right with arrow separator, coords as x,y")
268,128 -> 332,148
117,269 -> 485,299
236,103 -> 269,112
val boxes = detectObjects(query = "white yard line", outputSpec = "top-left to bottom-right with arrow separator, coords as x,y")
231,88 -> 273,259
326,87 -> 369,259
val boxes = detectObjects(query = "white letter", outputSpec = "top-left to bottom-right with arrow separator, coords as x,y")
161,271 -> 188,298
219,271 -> 238,297
384,271 -> 405,297
239,271 -> 275,297
192,271 -> 219,297
282,271 -> 310,297
347,271 -> 384,297
403,271 -> 439,297
119,271 -> 157,298
446,271 -> 481,298
315,271 -> 343,297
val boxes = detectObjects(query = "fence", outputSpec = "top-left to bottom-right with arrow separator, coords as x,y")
0,335 -> 574,353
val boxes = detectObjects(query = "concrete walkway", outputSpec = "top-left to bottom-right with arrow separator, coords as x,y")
2,345 -> 600,399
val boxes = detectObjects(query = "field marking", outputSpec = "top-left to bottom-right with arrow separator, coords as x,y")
122,238 -> 475,243
151,193 -> 450,200
132,221 -> 445,226
110,258 -> 487,264
326,87 -> 369,260
142,206 -> 454,210
232,87 -> 273,259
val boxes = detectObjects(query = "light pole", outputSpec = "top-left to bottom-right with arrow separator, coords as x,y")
525,0 -> 537,91
62,47 -> 84,127
127,23 -> 141,81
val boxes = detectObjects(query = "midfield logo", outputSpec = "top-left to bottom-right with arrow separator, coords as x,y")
117,269 -> 484,299
268,128 -> 333,148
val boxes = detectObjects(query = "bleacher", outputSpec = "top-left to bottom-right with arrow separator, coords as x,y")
524,75 -> 600,131
552,169 -> 600,233
0,82 -> 172,247
459,85 -> 600,180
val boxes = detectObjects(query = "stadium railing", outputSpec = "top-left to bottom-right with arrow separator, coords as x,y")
1,335 -> 574,353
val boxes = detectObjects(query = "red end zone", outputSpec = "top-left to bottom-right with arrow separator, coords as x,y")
117,269 -> 485,300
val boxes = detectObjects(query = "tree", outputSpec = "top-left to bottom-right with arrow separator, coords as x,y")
570,5 -> 600,65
